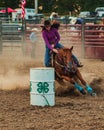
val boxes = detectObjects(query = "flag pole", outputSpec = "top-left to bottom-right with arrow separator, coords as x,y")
35,0 -> 38,14
21,0 -> 26,55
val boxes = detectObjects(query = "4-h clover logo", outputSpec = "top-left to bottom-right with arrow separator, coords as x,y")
37,82 -> 49,94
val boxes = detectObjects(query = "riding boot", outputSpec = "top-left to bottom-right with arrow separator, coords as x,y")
72,55 -> 83,67
77,63 -> 83,67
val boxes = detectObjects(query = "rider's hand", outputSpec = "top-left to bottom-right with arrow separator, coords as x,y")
51,44 -> 55,48
52,48 -> 58,53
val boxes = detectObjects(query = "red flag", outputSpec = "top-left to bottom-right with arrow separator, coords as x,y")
21,0 -> 26,19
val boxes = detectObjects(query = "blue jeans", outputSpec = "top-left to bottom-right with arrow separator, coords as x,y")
72,55 -> 79,65
44,43 -> 63,67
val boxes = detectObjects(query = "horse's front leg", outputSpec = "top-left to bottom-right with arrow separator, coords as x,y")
61,75 -> 86,95
76,69 -> 86,85
76,69 -> 96,96
61,75 -> 75,84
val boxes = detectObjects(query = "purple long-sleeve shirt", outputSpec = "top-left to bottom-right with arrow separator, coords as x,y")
42,27 -> 60,50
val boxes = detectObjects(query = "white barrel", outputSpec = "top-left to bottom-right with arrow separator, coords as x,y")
30,67 -> 55,106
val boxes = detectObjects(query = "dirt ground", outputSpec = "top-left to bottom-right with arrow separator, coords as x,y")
0,56 -> 104,130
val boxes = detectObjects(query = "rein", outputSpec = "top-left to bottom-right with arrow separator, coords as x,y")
54,51 -> 77,75
54,54 -> 65,68
55,59 -> 64,68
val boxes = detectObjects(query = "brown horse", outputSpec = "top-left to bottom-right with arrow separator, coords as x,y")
52,47 -> 96,96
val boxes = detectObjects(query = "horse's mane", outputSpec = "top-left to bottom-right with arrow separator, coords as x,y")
58,46 -> 73,55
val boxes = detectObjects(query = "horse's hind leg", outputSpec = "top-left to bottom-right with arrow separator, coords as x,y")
55,73 -> 65,86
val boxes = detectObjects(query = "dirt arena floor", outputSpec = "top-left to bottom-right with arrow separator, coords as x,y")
0,55 -> 104,130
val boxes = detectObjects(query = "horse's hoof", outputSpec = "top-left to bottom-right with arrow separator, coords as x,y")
80,89 -> 86,95
91,92 -> 97,96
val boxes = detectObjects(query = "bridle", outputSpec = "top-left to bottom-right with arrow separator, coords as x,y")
65,60 -> 77,74
54,49 -> 77,74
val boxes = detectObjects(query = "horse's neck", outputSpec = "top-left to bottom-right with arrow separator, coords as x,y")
55,54 -> 64,65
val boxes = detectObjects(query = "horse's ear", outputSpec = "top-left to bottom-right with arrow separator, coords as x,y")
70,46 -> 73,51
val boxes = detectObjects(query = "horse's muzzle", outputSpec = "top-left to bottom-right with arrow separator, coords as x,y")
67,62 -> 77,73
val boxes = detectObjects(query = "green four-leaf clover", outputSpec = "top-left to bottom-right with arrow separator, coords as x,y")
37,82 -> 49,94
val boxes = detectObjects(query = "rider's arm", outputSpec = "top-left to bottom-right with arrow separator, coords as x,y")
42,31 -> 53,50
54,28 -> 60,45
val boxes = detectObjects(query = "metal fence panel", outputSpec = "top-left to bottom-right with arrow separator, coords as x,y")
0,19 -> 104,59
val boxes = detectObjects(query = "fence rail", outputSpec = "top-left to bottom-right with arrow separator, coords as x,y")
0,19 -> 104,59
